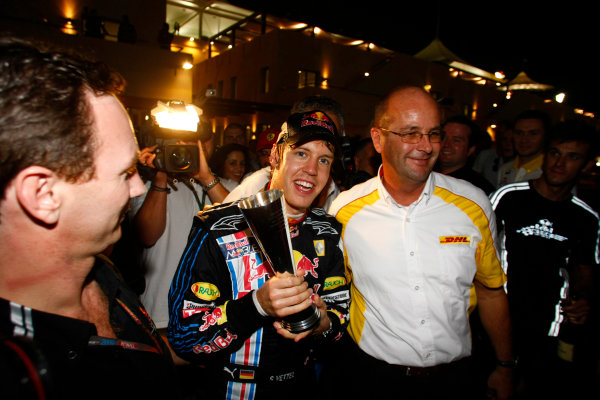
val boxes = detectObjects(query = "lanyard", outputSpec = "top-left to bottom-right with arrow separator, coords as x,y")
86,298 -> 164,355
189,183 -> 207,210
88,335 -> 160,354
173,176 -> 207,210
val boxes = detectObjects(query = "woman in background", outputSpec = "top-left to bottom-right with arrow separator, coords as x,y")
210,143 -> 249,191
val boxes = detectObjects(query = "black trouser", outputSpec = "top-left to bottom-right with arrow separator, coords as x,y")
318,335 -> 477,400
515,336 -> 597,399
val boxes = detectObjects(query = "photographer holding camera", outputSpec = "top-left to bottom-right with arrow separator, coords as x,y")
131,126 -> 230,356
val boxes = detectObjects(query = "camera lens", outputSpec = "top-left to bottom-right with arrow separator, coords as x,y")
169,146 -> 193,171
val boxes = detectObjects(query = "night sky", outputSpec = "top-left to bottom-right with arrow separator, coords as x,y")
234,1 -> 599,115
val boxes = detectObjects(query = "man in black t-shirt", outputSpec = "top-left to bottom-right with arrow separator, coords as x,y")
490,120 -> 599,398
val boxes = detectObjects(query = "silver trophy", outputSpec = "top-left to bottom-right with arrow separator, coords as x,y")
238,189 -> 321,333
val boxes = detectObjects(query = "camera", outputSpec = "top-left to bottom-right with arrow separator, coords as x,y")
139,125 -> 210,174
139,101 -> 211,174
152,140 -> 200,174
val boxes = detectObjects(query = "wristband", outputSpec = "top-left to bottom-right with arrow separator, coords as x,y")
150,184 -> 171,194
252,291 -> 269,317
321,319 -> 334,338
203,176 -> 220,191
497,359 -> 518,368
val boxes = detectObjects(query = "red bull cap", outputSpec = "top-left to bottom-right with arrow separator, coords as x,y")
277,109 -> 339,151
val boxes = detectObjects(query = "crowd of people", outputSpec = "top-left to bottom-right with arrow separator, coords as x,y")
1,37 -> 599,400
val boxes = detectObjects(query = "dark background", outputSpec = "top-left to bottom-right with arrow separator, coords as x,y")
234,1 -> 599,115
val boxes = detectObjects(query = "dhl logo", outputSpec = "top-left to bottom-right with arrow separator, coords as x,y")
191,282 -> 220,300
324,276 -> 346,291
439,236 -> 471,244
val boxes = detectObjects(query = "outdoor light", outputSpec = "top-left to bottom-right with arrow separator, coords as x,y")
183,61 -> 193,70
62,18 -> 76,35
151,100 -> 202,132
555,92 -> 565,103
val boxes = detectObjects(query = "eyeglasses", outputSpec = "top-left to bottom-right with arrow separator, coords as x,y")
377,127 -> 444,144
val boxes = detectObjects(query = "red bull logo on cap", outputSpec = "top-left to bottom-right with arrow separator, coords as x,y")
300,111 -> 335,134
310,111 -> 329,121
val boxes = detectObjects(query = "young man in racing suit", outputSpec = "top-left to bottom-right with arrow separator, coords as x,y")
168,110 -> 350,399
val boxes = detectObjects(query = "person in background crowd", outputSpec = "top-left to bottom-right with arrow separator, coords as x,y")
222,123 -> 247,146
83,8 -> 106,39
117,14 -> 137,44
340,137 -> 380,190
497,110 -> 551,188
255,128 -> 280,168
157,22 -> 174,49
209,143 -> 249,191
0,37 -> 181,399
473,120 -> 515,188
222,122 -> 259,173
328,86 -> 513,400
167,110 -> 350,399
436,115 -> 495,195
490,120 -> 599,398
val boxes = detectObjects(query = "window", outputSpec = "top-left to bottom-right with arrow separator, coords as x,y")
230,76 -> 237,99
297,69 -> 317,89
218,80 -> 224,97
260,67 -> 269,94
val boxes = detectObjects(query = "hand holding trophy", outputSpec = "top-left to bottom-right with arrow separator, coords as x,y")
238,189 -> 321,333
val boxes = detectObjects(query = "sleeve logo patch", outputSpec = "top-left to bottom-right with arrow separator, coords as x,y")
199,306 -> 227,331
439,236 -> 471,244
191,282 -> 220,300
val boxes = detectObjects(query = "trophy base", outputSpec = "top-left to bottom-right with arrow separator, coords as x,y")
281,305 -> 321,334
